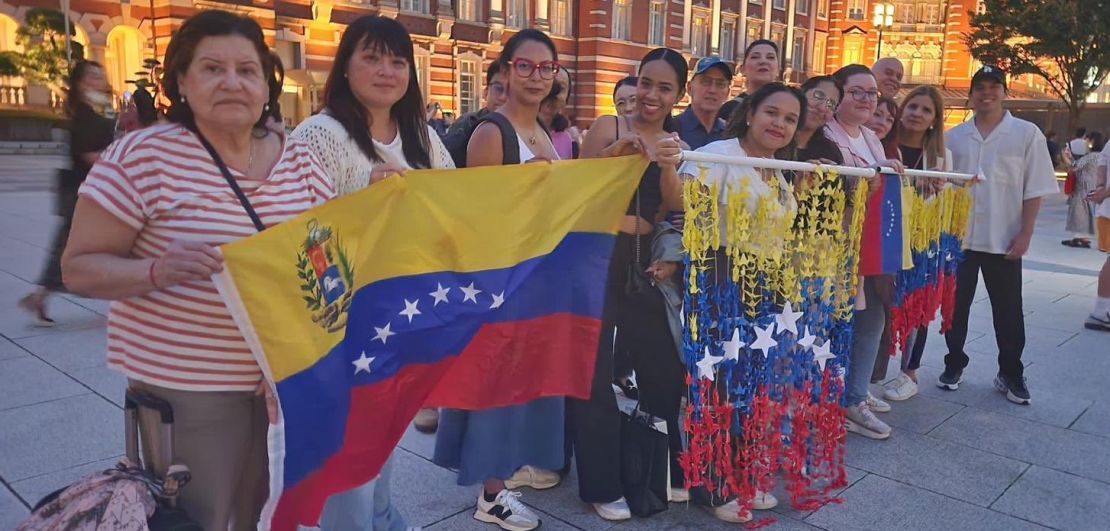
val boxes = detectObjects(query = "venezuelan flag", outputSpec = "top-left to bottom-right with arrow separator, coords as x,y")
858,173 -> 905,276
214,156 -> 647,531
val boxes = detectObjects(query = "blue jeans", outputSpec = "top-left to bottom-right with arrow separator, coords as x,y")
849,276 -> 888,405
319,453 -> 406,531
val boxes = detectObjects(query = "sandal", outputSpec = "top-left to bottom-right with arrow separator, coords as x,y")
17,291 -> 55,328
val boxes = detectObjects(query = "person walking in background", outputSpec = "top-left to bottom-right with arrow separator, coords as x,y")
1065,127 -> 1089,165
291,15 -> 454,530
19,60 -> 115,326
612,75 -> 638,117
717,39 -> 780,122
60,10 -> 336,529
443,61 -> 509,166
939,66 -> 1058,405
1063,132 -> 1104,249
676,57 -> 732,150
1046,131 -> 1062,169
872,57 -> 904,100
1085,136 -> 1110,331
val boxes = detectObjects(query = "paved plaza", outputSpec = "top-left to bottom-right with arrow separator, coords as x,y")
0,154 -> 1107,530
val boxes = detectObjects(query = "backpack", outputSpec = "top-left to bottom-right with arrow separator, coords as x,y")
443,111 -> 550,167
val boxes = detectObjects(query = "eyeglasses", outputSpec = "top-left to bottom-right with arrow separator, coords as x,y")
846,88 -> 880,102
807,89 -> 838,110
697,76 -> 731,90
512,58 -> 561,80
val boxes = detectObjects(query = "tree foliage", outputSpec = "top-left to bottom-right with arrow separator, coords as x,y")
0,51 -> 19,77
966,0 -> 1110,125
13,8 -> 78,87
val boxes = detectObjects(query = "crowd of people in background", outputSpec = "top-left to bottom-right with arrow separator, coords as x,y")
14,9 -> 1110,531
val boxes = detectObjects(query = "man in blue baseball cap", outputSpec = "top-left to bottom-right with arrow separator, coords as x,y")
677,56 -> 734,150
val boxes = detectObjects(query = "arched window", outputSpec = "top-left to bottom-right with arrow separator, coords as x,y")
105,25 -> 145,99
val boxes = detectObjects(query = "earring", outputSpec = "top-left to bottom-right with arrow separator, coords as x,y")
180,95 -> 187,103
264,103 -> 270,112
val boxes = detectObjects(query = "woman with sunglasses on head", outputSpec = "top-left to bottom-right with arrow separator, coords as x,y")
434,29 -> 564,531
291,15 -> 453,530
717,39 -> 781,123
578,47 -> 685,522
823,64 -> 904,441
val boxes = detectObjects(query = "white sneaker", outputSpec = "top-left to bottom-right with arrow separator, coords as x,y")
752,490 -> 778,510
846,401 -> 892,440
504,465 -> 560,490
1085,310 -> 1110,332
593,497 -> 631,521
474,490 -> 540,531
866,392 -> 892,413
882,373 -> 919,401
669,487 -> 690,503
708,499 -> 752,523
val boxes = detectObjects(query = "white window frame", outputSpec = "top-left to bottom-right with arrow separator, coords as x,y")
813,32 -> 827,73
746,19 -> 764,50
400,0 -> 429,14
648,1 -> 667,46
796,0 -> 809,16
772,0 -> 787,11
848,0 -> 866,20
550,0 -> 571,36
817,0 -> 829,19
458,56 -> 482,115
506,0 -> 528,28
414,47 -> 432,103
720,17 -> 737,61
457,0 -> 482,22
792,33 -> 805,72
613,0 -> 633,41
691,14 -> 709,57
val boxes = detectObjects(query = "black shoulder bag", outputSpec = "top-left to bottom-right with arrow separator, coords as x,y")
190,127 -> 267,232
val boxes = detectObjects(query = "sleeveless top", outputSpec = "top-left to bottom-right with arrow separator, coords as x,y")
615,115 -> 664,221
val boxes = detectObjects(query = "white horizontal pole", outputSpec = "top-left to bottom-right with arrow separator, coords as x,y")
680,151 -> 977,182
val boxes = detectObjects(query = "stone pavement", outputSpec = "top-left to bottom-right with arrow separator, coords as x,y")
0,153 -> 1107,531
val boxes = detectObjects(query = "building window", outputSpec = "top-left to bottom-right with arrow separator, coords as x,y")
920,2 -> 943,24
792,33 -> 806,72
414,52 -> 431,102
848,0 -> 865,20
457,0 -> 481,21
720,18 -> 737,61
613,0 -> 632,41
976,1 -> 986,14
843,34 -> 864,65
691,15 -> 709,57
770,24 -> 786,53
895,2 -> 914,23
550,0 -> 571,35
813,32 -> 827,73
796,0 -> 809,15
506,0 -> 527,28
400,0 -> 429,13
459,59 -> 480,114
649,1 -> 667,46
818,0 -> 829,19
773,0 -> 787,10
746,19 -> 764,49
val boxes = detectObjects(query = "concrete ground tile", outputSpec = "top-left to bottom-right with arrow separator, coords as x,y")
0,484 -> 28,531
0,337 -> 27,361
804,474 -> 1049,531
1070,402 -> 1110,438
992,466 -> 1110,531
955,384 -> 1090,429
68,364 -> 127,407
393,449 -> 486,529
0,394 -> 123,481
423,506 -> 583,531
513,464 -> 611,531
10,455 -> 124,506
874,393 -> 964,434
12,326 -> 108,371
845,430 -> 1027,506
58,294 -> 111,317
929,408 -> 1110,484
0,357 -> 87,411
0,301 -> 106,340
1022,353 -> 1109,403
771,465 -> 868,520
398,423 -> 437,461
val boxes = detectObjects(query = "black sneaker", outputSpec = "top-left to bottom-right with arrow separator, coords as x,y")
936,368 -> 963,390
994,373 -> 1031,405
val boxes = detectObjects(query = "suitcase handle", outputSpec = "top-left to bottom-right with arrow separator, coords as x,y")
124,388 -> 176,479
125,388 -> 174,423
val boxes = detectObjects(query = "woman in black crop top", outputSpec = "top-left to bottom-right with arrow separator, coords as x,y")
572,47 -> 686,518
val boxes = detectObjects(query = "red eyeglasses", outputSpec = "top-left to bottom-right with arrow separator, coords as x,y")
511,58 -> 561,80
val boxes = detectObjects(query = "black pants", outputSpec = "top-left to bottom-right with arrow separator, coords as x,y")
38,185 -> 78,290
944,250 -> 1025,379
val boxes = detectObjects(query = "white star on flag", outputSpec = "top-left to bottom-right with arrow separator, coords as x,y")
490,292 -> 505,309
400,299 -> 422,323
798,326 -> 817,351
352,351 -> 375,375
460,282 -> 482,303
696,346 -> 724,381
750,323 -> 778,358
774,301 -> 803,336
721,328 -> 745,361
429,283 -> 451,306
812,339 -> 835,371
372,322 -> 395,344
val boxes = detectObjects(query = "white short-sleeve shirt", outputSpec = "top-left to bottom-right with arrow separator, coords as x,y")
945,112 -> 1059,254
1096,142 -> 1110,219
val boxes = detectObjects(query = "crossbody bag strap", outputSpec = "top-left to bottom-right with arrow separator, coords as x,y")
190,127 -> 266,232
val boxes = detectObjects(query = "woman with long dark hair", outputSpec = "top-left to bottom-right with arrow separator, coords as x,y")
866,95 -> 901,159
434,29 -> 564,531
792,75 -> 843,164
19,60 -> 115,325
291,15 -> 451,530
579,46 -> 685,521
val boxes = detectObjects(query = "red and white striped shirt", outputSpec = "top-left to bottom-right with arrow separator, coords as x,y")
80,123 -> 336,392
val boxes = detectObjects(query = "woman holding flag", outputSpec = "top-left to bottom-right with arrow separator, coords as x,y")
824,64 -> 904,440
291,15 -> 454,531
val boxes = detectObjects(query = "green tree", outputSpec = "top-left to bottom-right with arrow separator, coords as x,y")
0,51 -> 19,77
965,0 -> 1110,129
14,7 -> 77,88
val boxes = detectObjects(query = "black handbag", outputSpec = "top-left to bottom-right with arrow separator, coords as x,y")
624,191 -> 659,304
619,404 -> 670,517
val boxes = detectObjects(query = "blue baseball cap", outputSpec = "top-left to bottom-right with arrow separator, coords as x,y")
694,56 -> 734,79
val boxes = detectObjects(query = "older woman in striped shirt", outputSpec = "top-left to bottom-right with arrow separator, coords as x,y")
61,10 -> 334,530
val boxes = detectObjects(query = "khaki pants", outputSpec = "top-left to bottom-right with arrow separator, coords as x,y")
130,380 -> 269,531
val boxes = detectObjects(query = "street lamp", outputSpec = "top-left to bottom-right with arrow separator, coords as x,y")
873,2 -> 895,60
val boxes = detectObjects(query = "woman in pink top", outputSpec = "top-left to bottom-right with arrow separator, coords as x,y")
61,11 -> 334,530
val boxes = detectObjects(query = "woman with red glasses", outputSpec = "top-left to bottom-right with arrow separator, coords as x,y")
434,29 -> 564,531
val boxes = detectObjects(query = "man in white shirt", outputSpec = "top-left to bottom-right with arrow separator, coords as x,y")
939,66 -> 1058,405
1085,142 -> 1110,331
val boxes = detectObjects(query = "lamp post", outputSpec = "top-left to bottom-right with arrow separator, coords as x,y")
873,2 -> 895,60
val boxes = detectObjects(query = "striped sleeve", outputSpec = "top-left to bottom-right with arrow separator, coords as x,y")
79,138 -> 149,230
